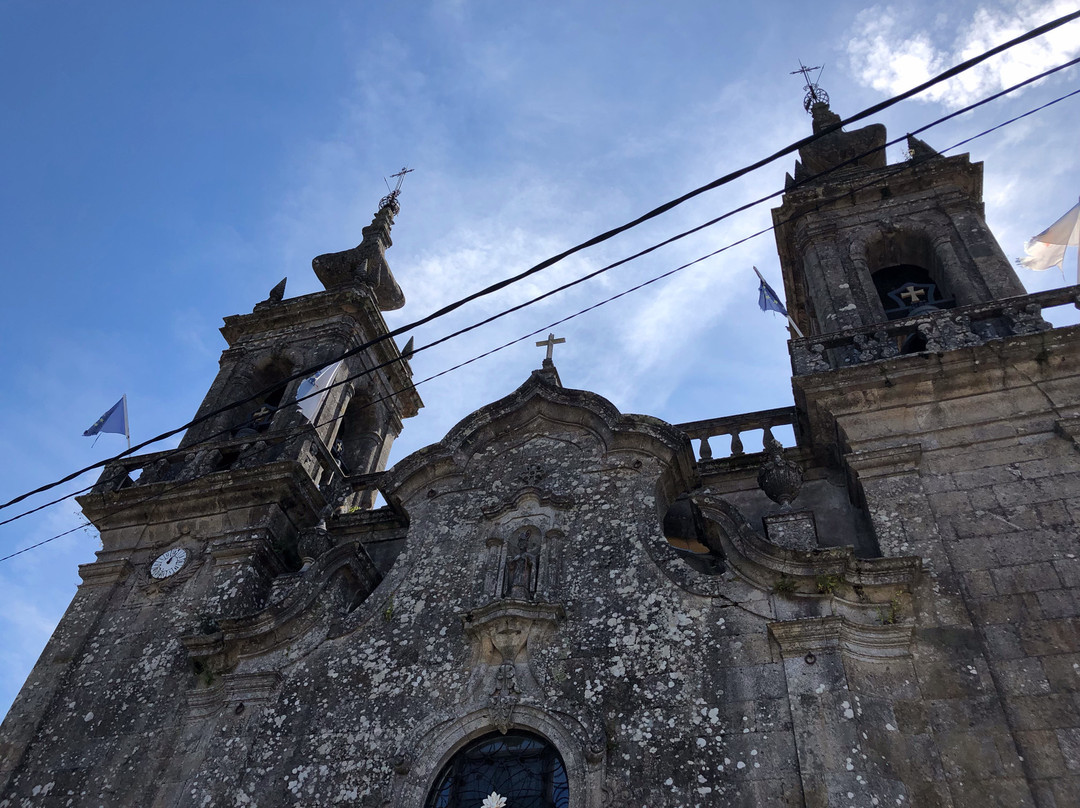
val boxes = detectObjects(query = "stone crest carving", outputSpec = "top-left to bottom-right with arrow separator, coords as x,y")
489,662 -> 519,733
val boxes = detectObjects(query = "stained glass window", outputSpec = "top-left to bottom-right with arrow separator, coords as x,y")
425,731 -> 570,808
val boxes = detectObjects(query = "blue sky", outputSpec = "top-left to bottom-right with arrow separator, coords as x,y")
1,1 -> 1078,715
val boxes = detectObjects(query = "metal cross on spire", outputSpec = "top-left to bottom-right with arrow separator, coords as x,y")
380,166 -> 415,212
535,332 -> 566,362
790,61 -> 829,114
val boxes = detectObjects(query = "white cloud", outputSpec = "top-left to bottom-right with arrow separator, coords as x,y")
847,1 -> 1080,108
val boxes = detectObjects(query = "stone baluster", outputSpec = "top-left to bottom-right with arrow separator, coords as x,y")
730,432 -> 744,457
698,436 -> 713,461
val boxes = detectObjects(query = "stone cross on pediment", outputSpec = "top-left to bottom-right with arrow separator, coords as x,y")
535,333 -> 565,362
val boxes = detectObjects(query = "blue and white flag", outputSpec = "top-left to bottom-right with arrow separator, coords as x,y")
756,267 -> 788,316
83,396 -> 128,438
753,267 -> 804,338
296,360 -> 344,424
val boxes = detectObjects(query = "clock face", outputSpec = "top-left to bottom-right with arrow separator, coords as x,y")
150,548 -> 188,579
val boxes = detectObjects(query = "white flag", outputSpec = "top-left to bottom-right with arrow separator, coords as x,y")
296,360 -> 343,424
1019,201 -> 1080,272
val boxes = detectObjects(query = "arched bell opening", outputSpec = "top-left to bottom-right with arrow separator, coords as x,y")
333,391 -> 387,476
424,730 -> 570,808
866,231 -> 956,321
232,356 -> 295,438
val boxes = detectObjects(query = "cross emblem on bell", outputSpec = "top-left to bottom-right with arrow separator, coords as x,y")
899,285 -> 927,304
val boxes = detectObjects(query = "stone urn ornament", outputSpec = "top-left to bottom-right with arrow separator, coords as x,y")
757,435 -> 803,507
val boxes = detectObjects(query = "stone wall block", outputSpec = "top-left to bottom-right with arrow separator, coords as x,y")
1017,729 -> 1069,779
991,563 -> 1064,596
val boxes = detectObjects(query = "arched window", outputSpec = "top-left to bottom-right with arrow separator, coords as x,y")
334,391 -> 385,475
425,731 -> 570,808
865,231 -> 955,320
232,356 -> 294,437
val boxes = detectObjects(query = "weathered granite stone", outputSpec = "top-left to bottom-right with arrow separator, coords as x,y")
4,111 -> 1080,807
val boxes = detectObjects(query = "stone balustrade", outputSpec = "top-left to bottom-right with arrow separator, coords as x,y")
790,285 -> 1079,376
91,424 -> 346,500
676,406 -> 799,462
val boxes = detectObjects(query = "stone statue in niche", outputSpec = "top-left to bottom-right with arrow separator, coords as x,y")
503,530 -> 538,600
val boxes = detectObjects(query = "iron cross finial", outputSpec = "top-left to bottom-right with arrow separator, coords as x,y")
380,166 -> 415,212
535,333 -> 566,362
791,61 -> 828,113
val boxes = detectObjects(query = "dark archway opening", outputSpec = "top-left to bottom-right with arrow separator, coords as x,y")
872,263 -> 955,321
425,731 -> 570,808
333,392 -> 383,476
233,357 -> 293,437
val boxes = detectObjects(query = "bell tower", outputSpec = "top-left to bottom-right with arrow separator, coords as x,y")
0,192 -> 422,801
772,98 -> 1027,338
179,192 -> 421,485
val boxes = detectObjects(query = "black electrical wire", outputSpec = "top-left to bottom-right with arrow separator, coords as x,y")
2,11 -> 1076,519
6,78 -> 1079,563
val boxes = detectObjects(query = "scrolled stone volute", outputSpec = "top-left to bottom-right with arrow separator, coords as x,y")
311,203 -> 405,310
757,436 -> 803,507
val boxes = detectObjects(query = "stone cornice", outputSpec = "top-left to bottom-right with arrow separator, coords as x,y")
844,444 -> 923,479
77,558 -> 134,588
76,461 -> 326,533
769,615 -> 914,661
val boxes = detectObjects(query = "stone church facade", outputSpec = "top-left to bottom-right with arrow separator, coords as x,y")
3,102 -> 1080,807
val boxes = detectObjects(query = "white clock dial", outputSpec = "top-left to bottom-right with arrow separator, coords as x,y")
150,548 -> 188,579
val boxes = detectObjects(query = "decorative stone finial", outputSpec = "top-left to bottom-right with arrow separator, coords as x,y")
757,433 -> 803,507
253,277 -> 287,311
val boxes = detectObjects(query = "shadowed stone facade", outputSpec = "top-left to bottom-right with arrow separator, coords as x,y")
3,104 -> 1080,806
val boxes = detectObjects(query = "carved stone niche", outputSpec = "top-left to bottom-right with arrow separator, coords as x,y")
479,489 -> 571,604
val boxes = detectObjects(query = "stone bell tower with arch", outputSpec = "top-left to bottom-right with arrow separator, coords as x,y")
772,99 -> 1028,339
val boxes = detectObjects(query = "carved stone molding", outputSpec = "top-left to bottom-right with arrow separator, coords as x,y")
77,558 -> 133,588
769,615 -> 914,661
185,671 -> 283,721
488,662 -> 519,733
390,704 -> 605,808
844,443 -> 922,479
461,599 -> 564,666
481,486 -> 576,520
182,541 -> 380,675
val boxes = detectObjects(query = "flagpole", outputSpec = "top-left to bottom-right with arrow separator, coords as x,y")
122,394 -> 130,450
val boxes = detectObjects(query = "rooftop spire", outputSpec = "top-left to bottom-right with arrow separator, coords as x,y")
310,169 -> 416,311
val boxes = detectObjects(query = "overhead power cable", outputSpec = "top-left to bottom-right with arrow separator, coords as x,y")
4,77 -> 1079,562
1,34 -> 1078,526
1,13 -> 1078,519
